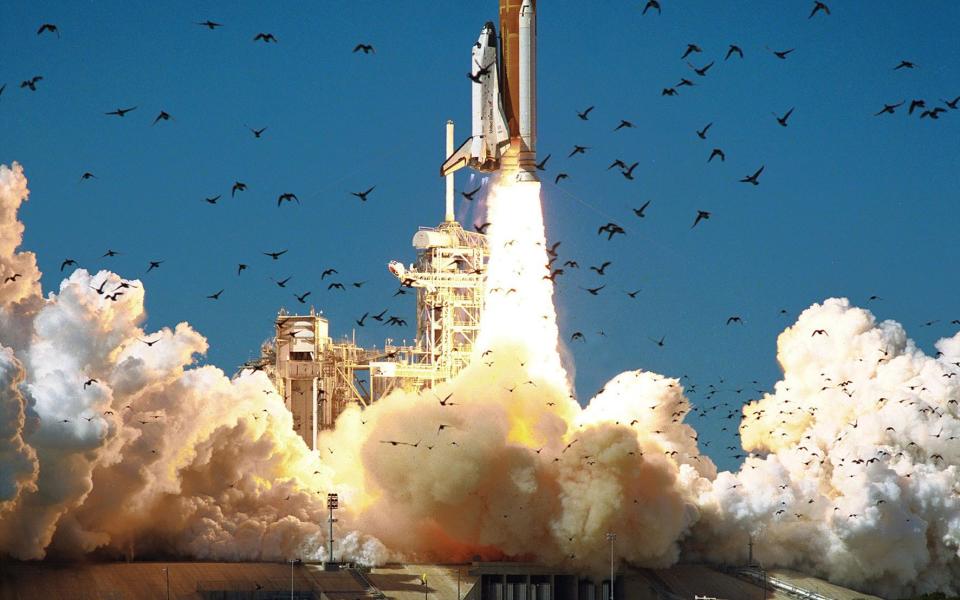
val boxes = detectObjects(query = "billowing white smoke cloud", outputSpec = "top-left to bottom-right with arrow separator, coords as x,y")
1,161 -> 958,597
692,298 -> 960,596
0,163 -> 386,562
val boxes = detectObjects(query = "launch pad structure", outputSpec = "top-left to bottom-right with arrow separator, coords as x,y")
251,123 -> 489,450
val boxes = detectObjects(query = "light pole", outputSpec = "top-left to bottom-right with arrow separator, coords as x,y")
605,532 -> 616,600
161,567 -> 170,600
421,573 -> 428,600
289,558 -> 297,600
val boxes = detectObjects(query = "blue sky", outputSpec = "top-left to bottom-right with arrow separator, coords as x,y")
3,1 -> 958,471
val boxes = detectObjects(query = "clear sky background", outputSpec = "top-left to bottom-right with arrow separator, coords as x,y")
3,1 -> 958,472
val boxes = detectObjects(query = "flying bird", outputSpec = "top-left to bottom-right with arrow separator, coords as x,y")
642,0 -> 661,15
80,172 -> 97,180
60,258 -> 78,271
263,250 -> 287,260
774,107 -> 795,127
535,154 -> 551,171
351,186 -> 376,201
771,48 -> 795,60
321,268 -> 338,279
708,148 -> 725,162
589,261 -> 612,275
688,61 -> 714,77
253,33 -> 277,43
893,60 -> 916,70
249,126 -> 267,138
277,192 -> 299,206
105,106 -> 137,117
295,291 -> 311,303
662,88 -> 679,97
725,44 -> 744,60
874,101 -> 905,116
231,181 -> 247,197
554,173 -> 569,184
582,285 -> 605,296
576,106 -> 594,120
196,20 -> 222,30
37,23 -> 60,37
237,264 -> 247,275
568,145 -> 589,158
206,289 -> 224,300
474,222 -> 491,234
152,110 -> 171,125
808,1 -> 830,18
462,185 -> 482,201
739,165 -> 765,185
691,210 -> 711,228
726,316 -> 744,325
697,122 -> 713,139
353,43 -> 375,54
20,76 -> 43,91
146,260 -> 163,272
272,276 -> 292,288
681,44 -> 701,59
613,119 -> 634,131
204,195 -> 221,205
908,99 -> 926,115
632,200 -> 651,218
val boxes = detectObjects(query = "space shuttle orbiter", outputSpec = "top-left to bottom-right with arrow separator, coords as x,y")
440,0 -> 538,183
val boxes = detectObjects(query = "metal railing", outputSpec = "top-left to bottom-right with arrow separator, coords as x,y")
737,568 -> 835,600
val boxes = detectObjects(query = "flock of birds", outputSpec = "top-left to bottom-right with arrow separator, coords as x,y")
5,4 -> 958,471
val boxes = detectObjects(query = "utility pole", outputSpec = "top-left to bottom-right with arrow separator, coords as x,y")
161,567 -> 170,600
327,493 -> 339,564
606,532 -> 616,600
289,558 -> 297,600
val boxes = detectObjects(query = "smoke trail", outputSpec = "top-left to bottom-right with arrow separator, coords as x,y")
692,298 -> 960,597
319,180 -> 714,575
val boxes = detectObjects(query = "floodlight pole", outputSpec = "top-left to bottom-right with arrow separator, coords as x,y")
606,531 -> 616,600
327,493 -> 339,563
161,567 -> 170,600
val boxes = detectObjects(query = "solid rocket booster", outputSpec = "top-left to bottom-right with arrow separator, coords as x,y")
440,0 -> 538,183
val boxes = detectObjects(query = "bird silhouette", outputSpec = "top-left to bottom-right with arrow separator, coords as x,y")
582,285 -> 605,296
771,48 -> 795,60
739,166 -> 764,185
207,289 -> 224,300
353,44 -> 375,54
462,185 -> 482,201
725,45 -> 744,60
327,282 -> 346,291
642,0 -> 661,15
590,261 -> 612,275
576,106 -> 594,120
650,335 -> 666,347
253,33 -> 277,43
196,20 -> 222,30
874,101 -> 905,116
37,23 -> 60,37
263,250 -> 287,260
105,106 -> 137,117
277,192 -> 299,206
697,123 -> 713,139
535,154 -> 551,171
809,1 -> 830,18
614,119 -> 634,131
152,110 -> 171,125
691,210 -> 711,228
662,88 -> 679,97
60,258 -> 78,271
351,186 -> 376,201
554,173 -> 569,184
894,60 -> 916,70
237,264 -> 247,275
249,126 -> 268,138
774,107 -> 795,127
204,195 -> 221,205
632,200 -> 651,217
568,145 -> 589,158
356,312 -> 368,327
20,76 -> 43,91
708,148 -> 725,162
321,268 -> 338,279
688,61 -> 714,76
295,291 -> 311,303
681,44 -> 702,59
622,162 -> 639,180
